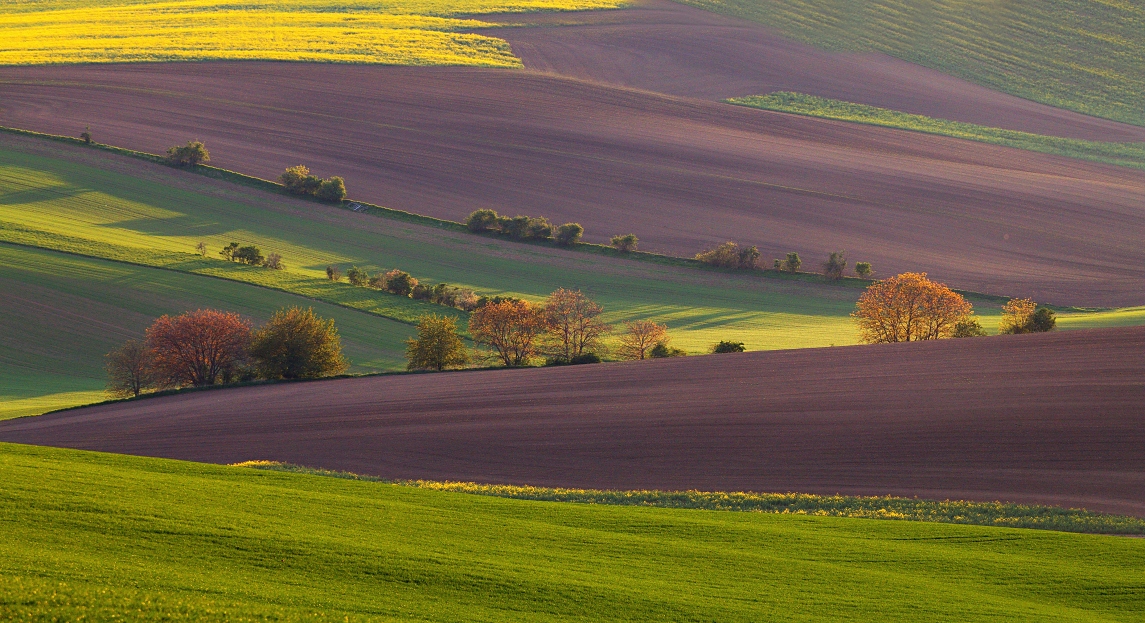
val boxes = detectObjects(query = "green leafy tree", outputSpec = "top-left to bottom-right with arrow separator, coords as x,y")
406,314 -> 469,371
712,341 -> 746,353
555,223 -> 584,246
382,269 -> 417,296
325,265 -> 341,282
219,242 -> 239,261
952,316 -> 988,338
823,251 -> 847,280
466,209 -> 499,232
649,342 -> 687,358
1029,307 -> 1056,333
165,140 -> 210,167
783,252 -> 802,272
249,307 -> 348,380
855,262 -> 873,278
316,176 -> 347,203
233,246 -> 264,266
346,266 -> 370,287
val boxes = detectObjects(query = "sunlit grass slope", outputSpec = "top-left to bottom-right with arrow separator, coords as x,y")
0,0 -> 624,67
0,244 -> 413,420
730,93 -> 1145,170
680,0 -> 1145,127
2,443 -> 1143,621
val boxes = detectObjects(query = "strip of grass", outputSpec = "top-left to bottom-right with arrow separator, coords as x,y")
679,0 -> 1145,127
237,461 -> 1145,535
0,0 -> 625,67
729,92 -> 1145,169
2,442 -> 1142,621
0,243 -> 414,420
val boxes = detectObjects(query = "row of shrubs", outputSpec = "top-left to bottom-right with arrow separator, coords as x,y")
160,140 -> 348,203
196,241 -> 286,270
694,242 -> 873,280
465,209 -> 643,253
327,264 -> 482,312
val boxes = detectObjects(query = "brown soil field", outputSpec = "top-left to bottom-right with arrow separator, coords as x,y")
3,327 -> 1143,516
478,0 -> 1145,142
2,62 -> 1144,306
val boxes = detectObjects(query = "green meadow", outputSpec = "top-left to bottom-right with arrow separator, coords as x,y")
0,243 -> 413,420
1,442 -> 1142,622
681,0 -> 1145,127
730,92 -> 1145,170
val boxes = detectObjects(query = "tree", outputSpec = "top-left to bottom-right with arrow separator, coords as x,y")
466,209 -> 499,232
525,216 -> 553,240
382,269 -> 417,296
712,341 -> 746,353
855,262 -> 873,278
823,251 -> 847,280
249,307 -> 348,380
166,141 -> 210,167
219,242 -> 239,261
783,252 -> 801,272
999,298 -> 1037,334
105,339 -> 156,398
469,299 -> 548,367
281,165 -> 321,195
739,245 -> 761,269
852,272 -> 973,343
326,265 -> 341,282
406,314 -> 469,371
611,233 -> 638,252
543,288 -> 611,362
233,246 -> 264,266
617,320 -> 668,360
316,176 -> 347,203
1029,307 -> 1056,333
346,266 -> 370,287
952,316 -> 988,338
81,127 -> 92,144
146,310 -> 251,386
555,223 -> 584,246
195,241 -> 208,257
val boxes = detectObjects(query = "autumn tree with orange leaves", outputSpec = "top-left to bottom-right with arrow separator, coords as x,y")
469,299 -> 548,367
617,320 -> 668,360
146,309 -> 252,386
852,272 -> 972,343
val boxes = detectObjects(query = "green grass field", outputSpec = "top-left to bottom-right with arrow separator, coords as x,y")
681,0 -> 1145,127
0,243 -> 414,420
0,0 -> 624,67
729,92 -> 1145,170
2,442 -> 1143,621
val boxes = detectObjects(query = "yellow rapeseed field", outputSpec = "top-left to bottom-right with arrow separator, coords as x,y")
0,0 -> 626,66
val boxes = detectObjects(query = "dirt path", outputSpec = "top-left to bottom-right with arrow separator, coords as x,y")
4,327 -> 1142,516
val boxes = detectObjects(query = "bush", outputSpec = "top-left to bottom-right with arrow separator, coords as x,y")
649,342 -> 687,358
382,269 -> 417,296
555,223 -> 584,246
823,251 -> 847,280
696,242 -> 761,269
1029,307 -> 1057,333
81,127 -> 92,144
262,253 -> 285,270
325,265 -> 341,282
739,245 -> 761,269
165,140 -> 209,167
952,316 -> 988,338
346,266 -> 370,287
783,252 -> 801,272
316,176 -> 347,203
712,341 -> 746,353
855,262 -> 873,278
611,233 -> 638,252
546,353 -> 602,366
233,246 -> 264,266
466,209 -> 500,232
249,307 -> 348,380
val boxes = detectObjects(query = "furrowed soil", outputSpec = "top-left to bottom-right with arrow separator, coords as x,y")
3,327 -> 1142,516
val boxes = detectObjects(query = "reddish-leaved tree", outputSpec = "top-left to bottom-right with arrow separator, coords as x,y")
146,309 -> 252,386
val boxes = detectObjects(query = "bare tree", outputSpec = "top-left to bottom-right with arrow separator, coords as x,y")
617,320 -> 668,360
544,289 -> 611,361
105,339 -> 156,398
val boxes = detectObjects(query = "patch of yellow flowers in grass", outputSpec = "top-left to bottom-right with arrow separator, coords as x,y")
0,0 -> 626,66
235,461 -> 1145,535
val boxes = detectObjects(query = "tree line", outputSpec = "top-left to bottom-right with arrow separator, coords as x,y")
106,307 -> 347,398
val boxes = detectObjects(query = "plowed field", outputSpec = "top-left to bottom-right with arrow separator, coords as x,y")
4,327 -> 1142,516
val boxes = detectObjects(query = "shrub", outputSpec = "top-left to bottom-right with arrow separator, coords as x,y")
383,269 -> 417,296
280,165 -> 317,195
105,339 -> 156,398
80,127 -> 92,144
326,265 -> 341,282
823,251 -> 847,280
1029,307 -> 1057,333
219,242 -> 239,262
739,245 -> 761,269
346,266 -> 370,287
712,341 -> 746,353
611,233 -> 638,252
649,342 -> 687,358
262,253 -> 285,270
952,316 -> 988,338
165,140 -> 210,167
555,223 -> 584,246
249,307 -> 348,380
773,259 -> 782,270
146,309 -> 251,386
466,209 -> 500,232
852,272 -> 972,343
233,246 -> 264,266
855,262 -> 873,278
406,314 -> 469,371
695,242 -> 741,268
498,215 -> 530,239
525,216 -> 554,240
617,320 -> 668,360
783,252 -> 801,272
316,176 -> 347,203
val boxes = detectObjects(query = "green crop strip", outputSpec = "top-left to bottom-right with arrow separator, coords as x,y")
729,92 -> 1145,169
238,461 -> 1145,535
1,443 -> 1143,621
